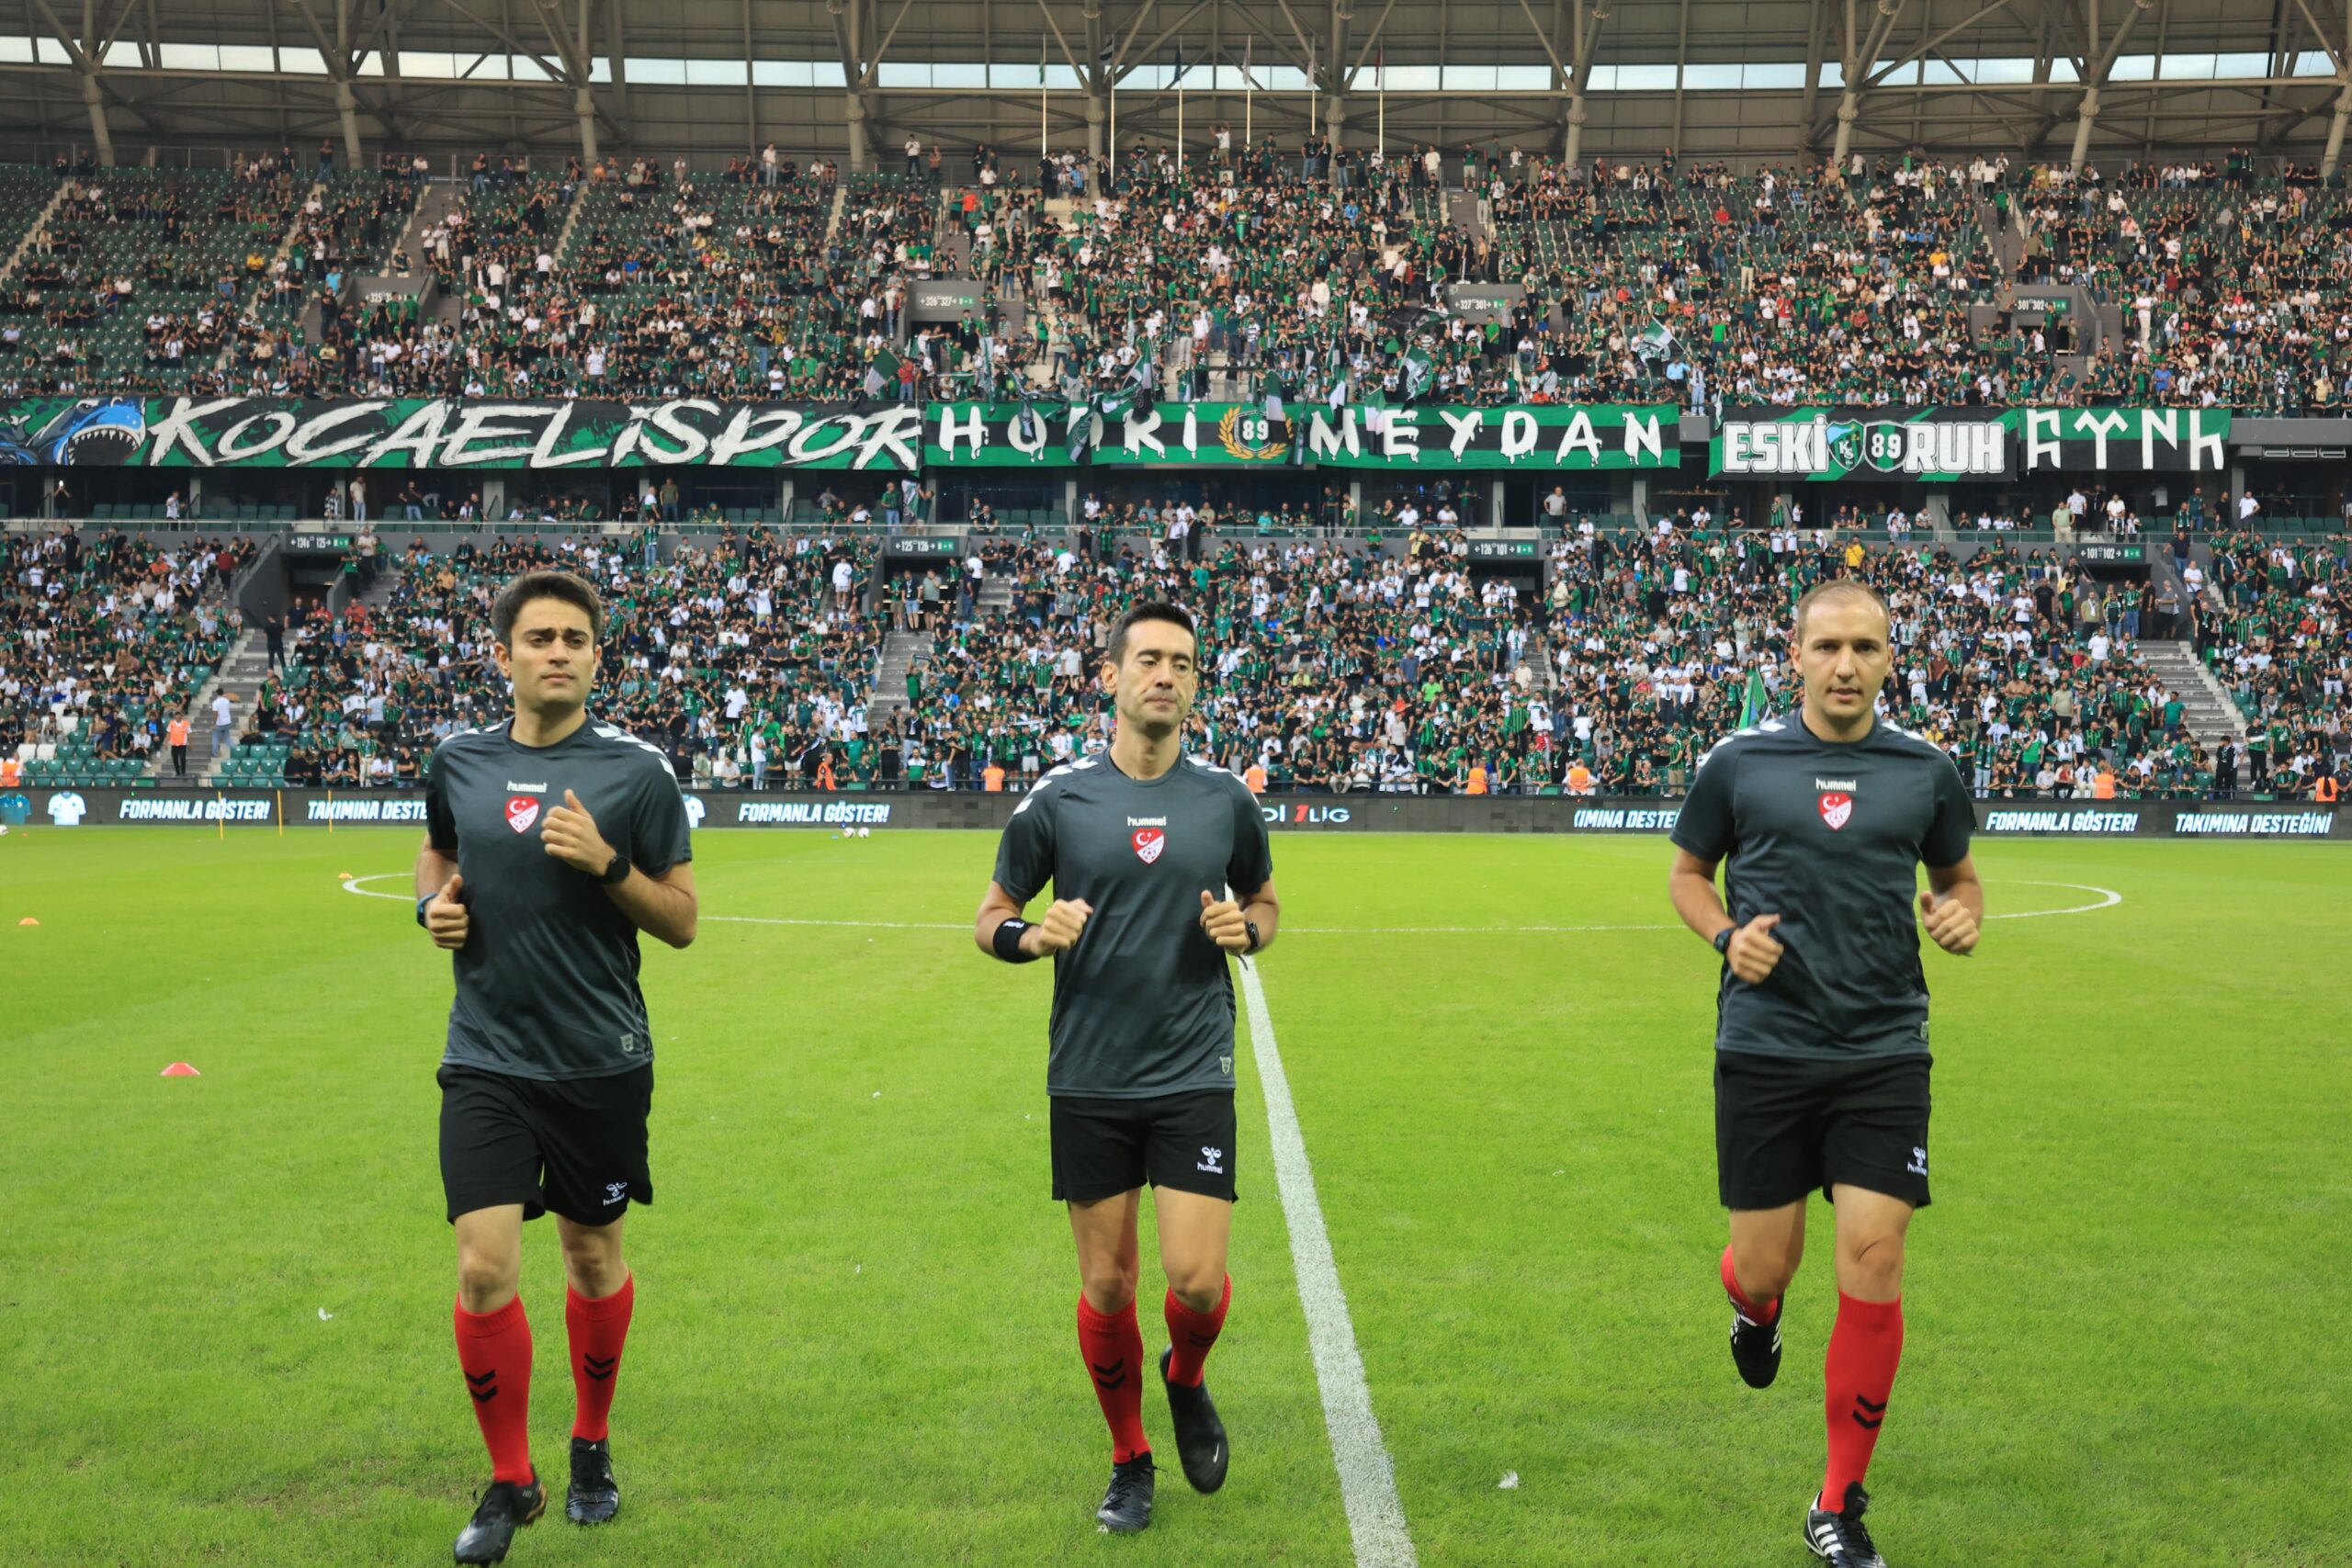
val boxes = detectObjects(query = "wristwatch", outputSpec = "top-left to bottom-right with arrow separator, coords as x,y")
1713,926 -> 1735,955
1243,919 -> 1262,954
600,848 -> 632,886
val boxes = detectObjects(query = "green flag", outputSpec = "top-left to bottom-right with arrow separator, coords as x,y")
1740,668 -> 1769,728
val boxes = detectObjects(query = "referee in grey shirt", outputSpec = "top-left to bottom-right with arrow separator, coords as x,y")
417,570 -> 696,1564
1668,578 -> 1982,1568
975,602 -> 1279,1537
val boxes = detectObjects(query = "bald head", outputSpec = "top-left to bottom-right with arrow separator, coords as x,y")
1793,579 -> 1891,642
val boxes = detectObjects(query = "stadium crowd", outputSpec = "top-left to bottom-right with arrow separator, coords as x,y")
2195,529 -> 2350,796
10,505 -> 2332,802
866,516 -> 2288,798
1,141 -> 2349,414
2,528 -> 256,772
244,528 -> 884,788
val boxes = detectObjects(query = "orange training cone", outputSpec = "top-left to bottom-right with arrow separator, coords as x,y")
17,917 -> 36,926
161,1063 -> 201,1077
338,872 -> 355,881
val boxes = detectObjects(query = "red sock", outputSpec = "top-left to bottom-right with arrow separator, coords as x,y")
1163,1275 -> 1231,1389
566,1274 -> 634,1442
454,1295 -> 534,1485
1075,1295 -> 1150,1463
1821,1292 -> 1905,1508
1722,1244 -> 1781,1324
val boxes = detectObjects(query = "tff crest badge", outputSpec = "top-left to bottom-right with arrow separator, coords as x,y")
1131,828 -> 1167,863
506,795 -> 542,834
1818,791 -> 1854,830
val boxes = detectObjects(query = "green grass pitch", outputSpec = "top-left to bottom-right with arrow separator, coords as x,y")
2,824 -> 2346,1565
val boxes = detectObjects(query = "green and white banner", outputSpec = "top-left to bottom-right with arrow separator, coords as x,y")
0,397 -> 923,469
1709,406 -> 2233,480
0,395 -> 2231,477
923,400 -> 1679,468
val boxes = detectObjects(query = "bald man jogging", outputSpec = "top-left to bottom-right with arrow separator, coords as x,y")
417,570 -> 696,1565
973,601 -> 1280,1536
1668,579 -> 1983,1568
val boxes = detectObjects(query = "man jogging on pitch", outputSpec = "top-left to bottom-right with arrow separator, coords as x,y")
973,601 -> 1279,1535
1668,578 -> 1983,1568
417,570 -> 695,1564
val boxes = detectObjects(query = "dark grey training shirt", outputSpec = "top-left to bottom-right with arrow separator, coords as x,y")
992,751 -> 1275,1098
425,716 -> 693,1081
1671,713 -> 1973,1060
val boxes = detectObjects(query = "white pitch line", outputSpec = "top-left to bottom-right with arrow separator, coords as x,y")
338,874 -> 2125,929
1236,954 -> 1419,1568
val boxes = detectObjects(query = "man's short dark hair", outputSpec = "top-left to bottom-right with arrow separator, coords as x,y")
1105,601 -> 1198,667
492,570 -> 604,645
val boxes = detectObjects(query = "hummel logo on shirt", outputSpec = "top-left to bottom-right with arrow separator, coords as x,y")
506,781 -> 548,793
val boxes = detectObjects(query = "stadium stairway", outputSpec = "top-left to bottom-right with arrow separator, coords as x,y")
1973,188 -> 2020,276
2141,639 -> 2248,750
978,571 -> 1012,618
932,186 -> 972,276
1521,626 -> 1558,695
0,177 -> 70,283
1446,187 -> 1487,243
330,181 -> 469,340
396,180 -> 466,267
824,180 -> 847,246
218,179 -> 328,372
175,632 -> 269,784
549,179 -> 592,270
863,629 -> 934,727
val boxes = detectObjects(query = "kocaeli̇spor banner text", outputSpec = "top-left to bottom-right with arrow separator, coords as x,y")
0,395 -> 1679,470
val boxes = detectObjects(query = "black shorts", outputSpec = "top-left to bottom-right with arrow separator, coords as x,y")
437,1063 -> 654,1226
1714,1049 -> 1932,1212
1050,1090 -> 1238,1204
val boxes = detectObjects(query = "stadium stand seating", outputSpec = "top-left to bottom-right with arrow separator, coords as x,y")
0,144 -> 2344,410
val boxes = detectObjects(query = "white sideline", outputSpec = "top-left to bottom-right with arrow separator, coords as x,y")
1236,953 -> 1419,1568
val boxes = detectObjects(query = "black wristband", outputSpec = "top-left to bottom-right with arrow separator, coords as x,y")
992,918 -> 1041,963
417,894 -> 435,929
1713,926 -> 1735,955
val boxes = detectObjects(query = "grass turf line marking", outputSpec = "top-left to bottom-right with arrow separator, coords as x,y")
1237,953 -> 1419,1568
342,875 -> 2123,928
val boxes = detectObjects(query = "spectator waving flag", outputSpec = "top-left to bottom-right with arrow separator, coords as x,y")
1740,667 -> 1770,728
1401,343 -> 1435,401
1635,321 -> 1679,362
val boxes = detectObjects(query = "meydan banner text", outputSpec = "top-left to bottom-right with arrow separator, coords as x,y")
924,400 -> 1679,468
2,396 -> 1679,471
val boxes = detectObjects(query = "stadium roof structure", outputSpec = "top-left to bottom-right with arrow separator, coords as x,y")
5,0 -> 2352,172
